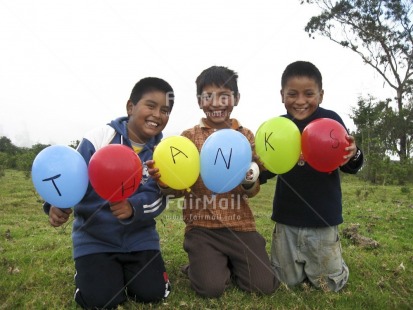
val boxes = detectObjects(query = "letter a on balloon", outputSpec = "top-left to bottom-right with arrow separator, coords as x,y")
153,136 -> 200,190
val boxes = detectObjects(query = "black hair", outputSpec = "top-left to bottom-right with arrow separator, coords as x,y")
281,61 -> 323,90
129,77 -> 175,111
195,66 -> 239,97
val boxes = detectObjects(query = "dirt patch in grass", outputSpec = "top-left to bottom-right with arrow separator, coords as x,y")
342,224 -> 379,248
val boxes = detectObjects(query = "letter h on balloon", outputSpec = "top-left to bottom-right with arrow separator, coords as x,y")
121,178 -> 136,198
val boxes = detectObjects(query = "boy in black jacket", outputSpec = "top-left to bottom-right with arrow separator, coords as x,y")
261,61 -> 363,292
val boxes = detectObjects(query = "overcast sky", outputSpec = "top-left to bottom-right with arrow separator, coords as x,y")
0,0 -> 393,147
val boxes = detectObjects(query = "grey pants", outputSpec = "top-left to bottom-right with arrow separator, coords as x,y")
184,227 -> 280,297
271,223 -> 349,292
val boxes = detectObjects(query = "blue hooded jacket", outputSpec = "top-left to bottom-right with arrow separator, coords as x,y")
44,116 -> 167,259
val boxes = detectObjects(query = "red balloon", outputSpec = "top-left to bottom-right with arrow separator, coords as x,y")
301,118 -> 349,173
88,144 -> 143,202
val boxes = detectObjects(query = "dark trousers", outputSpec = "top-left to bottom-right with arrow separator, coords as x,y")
183,227 -> 279,298
74,250 -> 170,309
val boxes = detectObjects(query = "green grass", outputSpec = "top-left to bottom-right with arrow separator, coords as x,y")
1,170 -> 412,309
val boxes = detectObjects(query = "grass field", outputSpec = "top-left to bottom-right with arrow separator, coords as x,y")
1,170 -> 412,309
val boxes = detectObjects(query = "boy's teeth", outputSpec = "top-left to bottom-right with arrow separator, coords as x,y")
148,121 -> 158,127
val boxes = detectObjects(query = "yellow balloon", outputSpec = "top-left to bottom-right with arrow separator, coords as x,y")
255,117 -> 301,174
153,136 -> 200,190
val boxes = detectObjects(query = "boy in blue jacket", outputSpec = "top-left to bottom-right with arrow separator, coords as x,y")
44,77 -> 174,308
260,61 -> 363,292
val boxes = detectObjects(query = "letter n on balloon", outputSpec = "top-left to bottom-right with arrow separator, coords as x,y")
214,148 -> 232,169
200,129 -> 251,194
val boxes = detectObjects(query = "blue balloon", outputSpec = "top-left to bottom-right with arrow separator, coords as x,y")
32,145 -> 89,208
200,129 -> 252,194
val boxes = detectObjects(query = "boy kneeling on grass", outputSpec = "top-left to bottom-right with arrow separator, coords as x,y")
44,77 -> 174,309
148,66 -> 280,298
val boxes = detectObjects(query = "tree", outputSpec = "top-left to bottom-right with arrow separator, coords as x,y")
351,96 -> 390,183
30,143 -> 50,155
69,140 -> 80,149
303,0 -> 413,163
0,136 -> 19,155
351,94 -> 413,184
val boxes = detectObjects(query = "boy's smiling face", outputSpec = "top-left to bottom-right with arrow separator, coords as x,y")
281,76 -> 324,121
198,84 -> 239,129
127,90 -> 170,143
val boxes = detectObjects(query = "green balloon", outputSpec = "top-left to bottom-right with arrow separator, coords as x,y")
255,117 -> 301,174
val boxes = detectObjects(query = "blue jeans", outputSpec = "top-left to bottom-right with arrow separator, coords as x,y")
271,223 -> 349,292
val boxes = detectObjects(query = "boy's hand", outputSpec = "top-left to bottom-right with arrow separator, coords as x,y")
110,200 -> 133,220
145,159 -> 168,188
251,143 -> 266,172
242,162 -> 260,185
341,134 -> 358,165
49,206 -> 72,227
